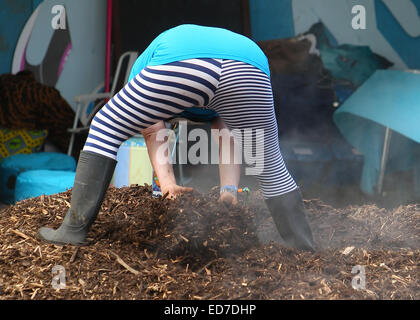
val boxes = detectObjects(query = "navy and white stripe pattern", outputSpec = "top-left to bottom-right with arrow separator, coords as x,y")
83,58 -> 223,158
208,60 -> 297,198
83,58 -> 297,198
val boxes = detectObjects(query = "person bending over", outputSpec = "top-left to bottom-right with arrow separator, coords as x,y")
38,24 -> 315,251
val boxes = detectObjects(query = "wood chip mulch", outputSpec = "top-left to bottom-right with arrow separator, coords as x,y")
0,185 -> 418,300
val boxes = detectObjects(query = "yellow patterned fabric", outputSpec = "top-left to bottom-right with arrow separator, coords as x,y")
0,128 -> 48,159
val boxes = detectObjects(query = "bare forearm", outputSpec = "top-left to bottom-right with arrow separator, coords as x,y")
141,121 -> 176,187
211,118 -> 240,205
211,118 -> 241,187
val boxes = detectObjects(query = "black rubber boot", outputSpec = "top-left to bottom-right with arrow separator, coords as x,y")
38,151 -> 117,245
265,188 -> 315,252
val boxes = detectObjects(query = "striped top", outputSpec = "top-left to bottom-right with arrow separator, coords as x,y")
128,24 -> 270,82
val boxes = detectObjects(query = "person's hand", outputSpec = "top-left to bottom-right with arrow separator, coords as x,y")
218,192 -> 238,206
161,183 -> 194,199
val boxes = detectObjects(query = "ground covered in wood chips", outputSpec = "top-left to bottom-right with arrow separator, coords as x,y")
0,185 -> 418,300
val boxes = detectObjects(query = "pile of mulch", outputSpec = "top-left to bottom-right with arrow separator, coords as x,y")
0,185 -> 418,300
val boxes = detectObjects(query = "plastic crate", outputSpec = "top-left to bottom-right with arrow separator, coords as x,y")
326,139 -> 364,186
112,134 -> 153,188
279,140 -> 332,188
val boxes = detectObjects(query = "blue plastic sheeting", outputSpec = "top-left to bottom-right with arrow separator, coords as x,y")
307,22 -> 393,87
333,70 -> 420,194
0,152 -> 76,203
15,170 -> 75,202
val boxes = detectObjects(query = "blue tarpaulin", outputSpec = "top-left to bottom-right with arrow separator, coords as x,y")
333,69 -> 420,194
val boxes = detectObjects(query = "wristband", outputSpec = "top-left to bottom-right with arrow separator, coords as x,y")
220,185 -> 238,196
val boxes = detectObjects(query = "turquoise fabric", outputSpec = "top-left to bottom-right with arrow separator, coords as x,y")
333,70 -> 420,194
307,22 -> 393,87
0,152 -> 76,203
320,44 -> 392,87
15,170 -> 75,202
128,24 -> 270,81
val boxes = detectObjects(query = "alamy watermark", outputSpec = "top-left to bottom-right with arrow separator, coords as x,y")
51,5 -> 66,30
51,265 -> 66,290
154,121 -> 265,176
351,265 -> 366,290
352,5 -> 367,30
